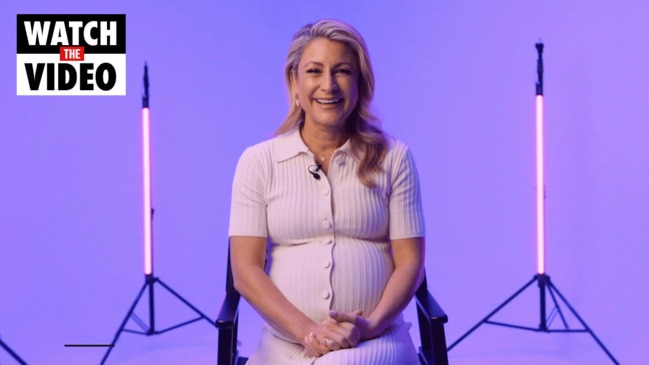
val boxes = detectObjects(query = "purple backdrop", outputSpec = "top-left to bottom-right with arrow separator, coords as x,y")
1,1 -> 647,364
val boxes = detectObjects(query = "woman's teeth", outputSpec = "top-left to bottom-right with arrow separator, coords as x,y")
316,98 -> 341,104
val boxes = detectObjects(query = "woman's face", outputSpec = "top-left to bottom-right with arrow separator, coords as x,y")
292,38 -> 359,132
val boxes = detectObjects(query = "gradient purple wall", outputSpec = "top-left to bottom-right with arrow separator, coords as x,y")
1,1 -> 647,364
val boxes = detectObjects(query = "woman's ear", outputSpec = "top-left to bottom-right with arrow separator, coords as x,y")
289,71 -> 300,107
289,70 -> 297,91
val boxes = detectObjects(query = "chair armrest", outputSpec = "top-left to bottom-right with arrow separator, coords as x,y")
415,279 -> 449,365
216,290 -> 241,329
217,290 -> 241,365
415,286 -> 448,325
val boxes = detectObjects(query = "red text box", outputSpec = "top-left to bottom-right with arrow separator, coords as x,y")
60,46 -> 85,61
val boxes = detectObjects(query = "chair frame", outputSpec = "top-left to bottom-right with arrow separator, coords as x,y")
216,248 -> 449,365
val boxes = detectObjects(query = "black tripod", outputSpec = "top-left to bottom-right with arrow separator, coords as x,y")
447,274 -> 619,364
99,273 -> 216,364
0,337 -> 27,365
100,64 -> 216,364
447,43 -> 618,364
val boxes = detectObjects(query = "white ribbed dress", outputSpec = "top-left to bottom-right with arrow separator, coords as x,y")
229,128 -> 425,365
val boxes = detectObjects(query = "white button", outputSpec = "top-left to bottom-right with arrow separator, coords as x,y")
322,188 -> 330,196
336,157 -> 345,165
321,290 -> 331,299
321,219 -> 331,229
323,260 -> 331,268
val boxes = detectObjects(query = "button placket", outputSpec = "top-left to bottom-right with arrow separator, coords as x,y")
315,173 -> 335,310
328,152 -> 347,192
320,239 -> 334,309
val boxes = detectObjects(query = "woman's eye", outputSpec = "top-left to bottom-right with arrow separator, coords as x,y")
336,69 -> 351,75
306,69 -> 321,74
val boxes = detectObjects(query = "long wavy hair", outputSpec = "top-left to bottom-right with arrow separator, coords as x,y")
275,19 -> 387,187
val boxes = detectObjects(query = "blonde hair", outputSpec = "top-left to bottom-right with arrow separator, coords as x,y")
275,19 -> 387,187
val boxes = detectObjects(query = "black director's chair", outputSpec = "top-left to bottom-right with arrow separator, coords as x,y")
216,245 -> 449,365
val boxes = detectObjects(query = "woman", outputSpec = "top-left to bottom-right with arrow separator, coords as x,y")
229,19 -> 425,365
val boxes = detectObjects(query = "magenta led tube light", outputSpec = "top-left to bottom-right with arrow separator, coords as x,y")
142,106 -> 153,275
534,42 -> 546,275
535,95 -> 545,275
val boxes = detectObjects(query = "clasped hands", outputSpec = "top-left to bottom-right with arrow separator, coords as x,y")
303,309 -> 374,357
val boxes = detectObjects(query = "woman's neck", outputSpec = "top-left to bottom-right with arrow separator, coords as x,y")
300,123 -> 348,155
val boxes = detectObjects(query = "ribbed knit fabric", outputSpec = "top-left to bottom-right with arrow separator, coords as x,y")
229,128 -> 424,365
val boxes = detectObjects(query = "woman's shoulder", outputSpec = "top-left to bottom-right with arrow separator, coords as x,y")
239,134 -> 282,159
243,135 -> 276,152
238,129 -> 303,166
233,138 -> 275,177
384,136 -> 411,160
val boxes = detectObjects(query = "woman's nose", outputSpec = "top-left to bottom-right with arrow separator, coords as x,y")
321,73 -> 338,92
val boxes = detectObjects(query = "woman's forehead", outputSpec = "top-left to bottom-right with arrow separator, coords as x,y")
299,38 -> 356,67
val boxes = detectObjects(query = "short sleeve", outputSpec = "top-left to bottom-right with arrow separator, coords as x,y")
228,147 -> 268,237
388,144 -> 425,240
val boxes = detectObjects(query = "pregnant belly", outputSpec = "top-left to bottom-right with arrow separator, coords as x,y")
268,239 -> 393,324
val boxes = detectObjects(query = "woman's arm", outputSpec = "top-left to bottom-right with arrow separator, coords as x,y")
365,236 -> 425,338
329,236 -> 425,340
230,236 -> 360,355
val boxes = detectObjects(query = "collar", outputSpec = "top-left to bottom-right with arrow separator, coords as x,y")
273,127 -> 310,163
273,126 -> 357,163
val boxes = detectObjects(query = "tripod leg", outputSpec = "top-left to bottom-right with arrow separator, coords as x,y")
0,338 -> 28,365
448,275 -> 538,351
156,278 -> 215,325
545,281 -> 569,328
547,281 -> 620,365
100,282 -> 149,365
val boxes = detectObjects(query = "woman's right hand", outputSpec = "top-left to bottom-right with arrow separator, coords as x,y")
302,314 -> 361,357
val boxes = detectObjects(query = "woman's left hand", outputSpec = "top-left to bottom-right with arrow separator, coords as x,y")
328,309 -> 378,341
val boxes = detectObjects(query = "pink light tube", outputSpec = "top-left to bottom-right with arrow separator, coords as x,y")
142,107 -> 153,275
535,95 -> 546,275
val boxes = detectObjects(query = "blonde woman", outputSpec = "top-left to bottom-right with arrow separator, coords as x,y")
229,19 -> 425,365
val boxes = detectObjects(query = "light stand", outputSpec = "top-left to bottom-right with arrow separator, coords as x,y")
0,337 -> 27,364
447,43 -> 619,364
101,63 -> 216,364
